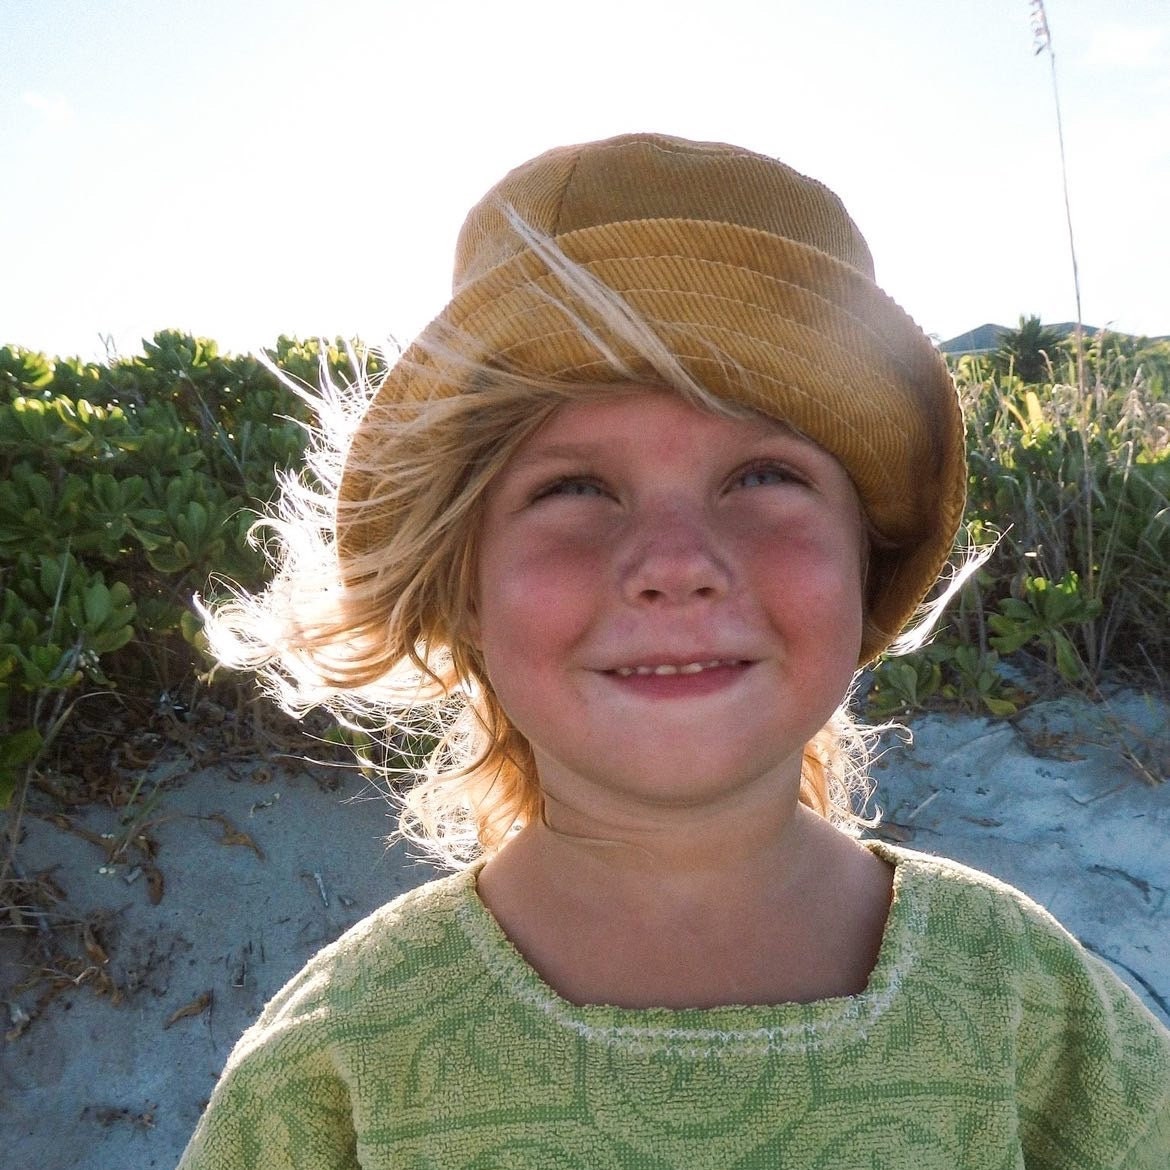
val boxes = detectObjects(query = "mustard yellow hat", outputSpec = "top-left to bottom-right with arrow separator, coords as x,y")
340,132 -> 967,661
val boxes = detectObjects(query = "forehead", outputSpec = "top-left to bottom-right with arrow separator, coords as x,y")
504,385 -> 830,466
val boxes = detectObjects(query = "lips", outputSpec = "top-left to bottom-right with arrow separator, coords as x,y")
610,658 -> 747,677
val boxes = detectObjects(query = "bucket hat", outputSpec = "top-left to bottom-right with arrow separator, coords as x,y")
339,132 -> 967,662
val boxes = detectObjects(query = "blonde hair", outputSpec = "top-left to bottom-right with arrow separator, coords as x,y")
204,229 -> 909,868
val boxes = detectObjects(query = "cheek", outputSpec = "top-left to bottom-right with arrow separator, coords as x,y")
475,541 -> 600,677
753,523 -> 867,650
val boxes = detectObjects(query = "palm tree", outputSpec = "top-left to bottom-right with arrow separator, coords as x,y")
994,315 -> 1066,383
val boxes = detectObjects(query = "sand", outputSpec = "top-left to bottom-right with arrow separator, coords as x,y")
2,692 -> 1167,1169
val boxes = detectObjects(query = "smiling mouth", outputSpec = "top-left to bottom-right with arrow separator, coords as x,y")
611,659 -> 746,678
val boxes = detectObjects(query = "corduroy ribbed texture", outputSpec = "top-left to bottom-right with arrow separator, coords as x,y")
178,843 -> 1170,1169
452,136 -> 875,287
338,133 -> 966,661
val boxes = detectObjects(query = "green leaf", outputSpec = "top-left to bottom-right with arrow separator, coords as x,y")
179,609 -> 204,645
983,696 -> 1019,717
0,726 -> 43,769
82,580 -> 113,627
1052,632 -> 1085,684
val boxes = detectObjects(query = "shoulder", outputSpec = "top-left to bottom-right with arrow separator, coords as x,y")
870,838 -> 1101,961
204,865 -> 482,1088
253,864 -> 481,1032
177,866 -> 484,1169
871,840 -> 1170,1167
869,838 -> 1161,1013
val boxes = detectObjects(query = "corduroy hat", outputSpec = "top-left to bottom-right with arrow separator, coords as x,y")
339,132 -> 967,662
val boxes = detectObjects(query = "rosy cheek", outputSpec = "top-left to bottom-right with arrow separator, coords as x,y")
490,540 -> 600,614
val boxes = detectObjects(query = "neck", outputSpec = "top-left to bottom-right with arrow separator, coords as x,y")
487,780 -> 830,913
475,792 -> 891,1010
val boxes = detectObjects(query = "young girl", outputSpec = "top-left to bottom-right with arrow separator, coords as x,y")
179,133 -> 1170,1168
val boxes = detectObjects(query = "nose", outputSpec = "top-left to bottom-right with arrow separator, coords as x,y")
620,505 -> 733,605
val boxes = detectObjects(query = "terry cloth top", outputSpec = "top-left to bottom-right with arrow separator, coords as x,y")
177,842 -> 1170,1170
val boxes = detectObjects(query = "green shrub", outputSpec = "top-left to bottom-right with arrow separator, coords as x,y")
869,351 -> 1169,715
3,328 -> 1166,806
0,331 -> 385,826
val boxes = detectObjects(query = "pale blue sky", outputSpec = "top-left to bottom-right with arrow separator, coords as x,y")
3,0 -> 1167,360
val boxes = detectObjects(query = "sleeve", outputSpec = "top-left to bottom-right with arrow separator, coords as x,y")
176,970 -> 361,1170
177,1065 -> 360,1170
1009,898 -> 1170,1169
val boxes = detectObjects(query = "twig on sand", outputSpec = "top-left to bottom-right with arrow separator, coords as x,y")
1081,940 -> 1170,1024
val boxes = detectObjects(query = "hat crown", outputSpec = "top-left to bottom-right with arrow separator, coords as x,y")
453,132 -> 875,292
340,132 -> 964,662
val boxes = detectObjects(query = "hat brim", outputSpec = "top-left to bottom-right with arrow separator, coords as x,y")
340,218 -> 966,662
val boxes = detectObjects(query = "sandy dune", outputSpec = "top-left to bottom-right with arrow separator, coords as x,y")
2,693 -> 1167,1169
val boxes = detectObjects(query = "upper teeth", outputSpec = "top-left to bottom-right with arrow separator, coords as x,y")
614,659 -> 737,677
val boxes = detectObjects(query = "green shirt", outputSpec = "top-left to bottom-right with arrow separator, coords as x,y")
178,842 -> 1170,1168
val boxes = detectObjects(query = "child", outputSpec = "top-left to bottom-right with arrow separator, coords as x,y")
179,133 -> 1170,1168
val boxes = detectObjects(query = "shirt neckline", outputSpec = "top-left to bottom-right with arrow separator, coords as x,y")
451,839 -> 929,1056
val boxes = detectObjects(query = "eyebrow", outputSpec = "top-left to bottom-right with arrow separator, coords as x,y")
515,424 -> 817,464
505,442 -> 606,469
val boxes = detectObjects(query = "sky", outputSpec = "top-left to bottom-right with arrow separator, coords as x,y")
2,0 -> 1168,362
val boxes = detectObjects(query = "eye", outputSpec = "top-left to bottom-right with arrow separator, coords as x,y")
729,460 -> 806,490
533,476 -> 609,501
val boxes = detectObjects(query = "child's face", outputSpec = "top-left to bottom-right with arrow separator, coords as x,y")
472,387 -> 866,817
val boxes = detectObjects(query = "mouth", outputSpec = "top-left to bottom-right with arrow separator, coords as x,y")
609,658 -> 748,678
